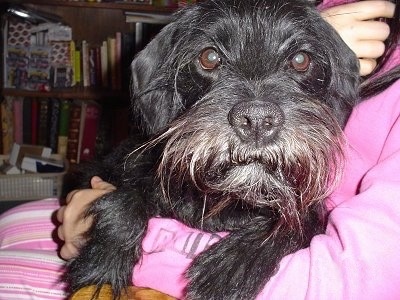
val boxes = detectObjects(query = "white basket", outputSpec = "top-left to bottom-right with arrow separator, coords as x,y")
0,155 -> 68,201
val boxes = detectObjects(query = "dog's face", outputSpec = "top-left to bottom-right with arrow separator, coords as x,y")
131,0 -> 359,228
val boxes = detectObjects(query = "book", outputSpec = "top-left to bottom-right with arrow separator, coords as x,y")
50,40 -> 74,88
66,101 -> 82,163
22,97 -> 32,144
89,47 -> 98,87
107,36 -> 117,90
100,40 -> 108,88
48,98 -> 60,153
5,18 -> 31,89
95,46 -> 102,87
5,45 -> 29,89
37,98 -> 50,146
57,99 -> 71,157
81,40 -> 90,87
27,45 -> 52,91
12,96 -> 24,145
70,40 -> 76,86
79,101 -> 101,162
31,98 -> 39,145
1,97 -> 14,155
115,31 -> 122,90
74,48 -> 81,86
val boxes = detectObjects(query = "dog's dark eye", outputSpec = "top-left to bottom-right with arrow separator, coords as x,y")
290,52 -> 311,72
199,48 -> 221,70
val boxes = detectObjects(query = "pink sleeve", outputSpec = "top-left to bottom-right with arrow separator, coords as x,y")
318,0 -> 357,10
133,80 -> 400,299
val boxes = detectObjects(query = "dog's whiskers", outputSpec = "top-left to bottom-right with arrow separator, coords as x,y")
201,195 -> 207,230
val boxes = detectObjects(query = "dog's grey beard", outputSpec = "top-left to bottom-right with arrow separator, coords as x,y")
149,100 -> 345,232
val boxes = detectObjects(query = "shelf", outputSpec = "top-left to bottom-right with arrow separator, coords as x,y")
8,0 -> 177,13
2,87 -> 128,100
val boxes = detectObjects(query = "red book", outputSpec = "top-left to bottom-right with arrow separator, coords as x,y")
79,101 -> 101,162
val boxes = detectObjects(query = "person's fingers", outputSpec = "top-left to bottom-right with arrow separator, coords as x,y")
355,40 -> 386,59
65,189 -> 80,204
57,224 -> 65,241
359,58 -> 378,76
351,1 -> 395,20
56,205 -> 66,223
56,178 -> 115,260
322,1 -> 395,21
60,241 -> 80,260
90,176 -> 116,191
348,20 -> 390,41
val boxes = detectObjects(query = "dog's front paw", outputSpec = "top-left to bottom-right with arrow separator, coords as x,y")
185,218 -> 303,300
185,230 -> 277,300
66,188 -> 156,298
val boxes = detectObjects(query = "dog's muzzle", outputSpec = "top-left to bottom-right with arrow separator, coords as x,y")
228,100 -> 284,146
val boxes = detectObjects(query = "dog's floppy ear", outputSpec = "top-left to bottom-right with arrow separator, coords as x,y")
130,22 -> 182,136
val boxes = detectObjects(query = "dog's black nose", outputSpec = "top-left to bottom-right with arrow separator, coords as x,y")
228,100 -> 284,145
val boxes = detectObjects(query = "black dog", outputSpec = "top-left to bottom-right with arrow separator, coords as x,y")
67,0 -> 361,299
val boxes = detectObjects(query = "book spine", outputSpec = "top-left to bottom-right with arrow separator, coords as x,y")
89,47 -> 97,87
22,98 -> 32,144
57,99 -> 71,157
81,40 -> 90,87
31,98 -> 39,145
80,101 -> 101,162
1,96 -> 14,155
107,36 -> 117,90
70,40 -> 76,86
37,98 -> 50,146
100,40 -> 109,88
48,98 -> 60,153
76,101 -> 87,163
115,31 -> 122,90
74,48 -> 81,86
95,46 -> 102,87
12,97 -> 24,145
66,101 -> 82,163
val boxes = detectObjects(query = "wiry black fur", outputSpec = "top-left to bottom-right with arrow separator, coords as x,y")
65,0 -> 399,299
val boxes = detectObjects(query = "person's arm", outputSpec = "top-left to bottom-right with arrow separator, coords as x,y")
56,176 -> 115,260
321,1 -> 395,75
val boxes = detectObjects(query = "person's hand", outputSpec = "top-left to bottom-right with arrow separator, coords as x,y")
56,176 -> 116,260
321,1 -> 395,76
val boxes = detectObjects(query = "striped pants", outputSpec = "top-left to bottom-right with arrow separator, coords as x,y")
0,198 -> 67,299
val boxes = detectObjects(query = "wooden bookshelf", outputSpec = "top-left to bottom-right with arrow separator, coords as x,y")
8,0 -> 177,13
2,87 -> 128,101
0,0 -> 176,98
0,0 -> 173,156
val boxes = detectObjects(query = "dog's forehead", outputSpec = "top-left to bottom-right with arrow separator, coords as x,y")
176,0 -> 325,60
185,0 -> 319,38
